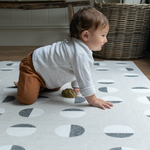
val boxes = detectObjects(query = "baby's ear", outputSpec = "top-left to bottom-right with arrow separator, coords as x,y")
80,30 -> 89,42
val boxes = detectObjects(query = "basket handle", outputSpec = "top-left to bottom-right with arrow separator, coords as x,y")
101,0 -> 143,4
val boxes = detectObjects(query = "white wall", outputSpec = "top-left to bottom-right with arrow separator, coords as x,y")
0,0 -> 143,46
0,8 -> 71,46
0,4 -> 74,46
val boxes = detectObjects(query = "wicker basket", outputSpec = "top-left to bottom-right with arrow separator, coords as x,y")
93,0 -> 150,59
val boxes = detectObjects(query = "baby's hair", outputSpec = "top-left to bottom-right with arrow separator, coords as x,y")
69,7 -> 109,39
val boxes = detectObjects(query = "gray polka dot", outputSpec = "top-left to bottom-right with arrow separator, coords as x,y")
70,125 -> 85,137
2,96 -> 15,103
75,96 -> 86,103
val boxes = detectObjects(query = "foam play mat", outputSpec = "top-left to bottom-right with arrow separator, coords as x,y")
0,61 -> 150,150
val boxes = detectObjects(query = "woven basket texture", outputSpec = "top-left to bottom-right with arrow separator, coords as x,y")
94,0 -> 150,59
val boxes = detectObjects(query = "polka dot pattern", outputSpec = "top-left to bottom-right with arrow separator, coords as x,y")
110,147 -> 136,150
0,95 -> 16,103
116,63 -> 129,66
0,108 -> 5,115
0,68 -> 15,71
137,96 -> 150,104
6,124 -> 36,137
0,145 -> 25,150
123,73 -> 139,77
60,108 -> 85,118
131,87 -> 150,93
97,79 -> 115,84
102,96 -> 123,104
55,124 -> 85,137
19,108 -> 44,118
119,67 -> 134,71
98,87 -> 118,93
1,60 -> 150,149
3,86 -> 17,92
95,68 -> 109,71
144,110 -> 150,117
104,125 -> 134,138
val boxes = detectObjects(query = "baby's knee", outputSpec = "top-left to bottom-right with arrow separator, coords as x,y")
17,93 -> 37,105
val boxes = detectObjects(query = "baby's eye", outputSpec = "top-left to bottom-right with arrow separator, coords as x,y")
102,35 -> 105,37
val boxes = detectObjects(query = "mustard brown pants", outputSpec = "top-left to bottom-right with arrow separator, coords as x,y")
17,52 -> 60,105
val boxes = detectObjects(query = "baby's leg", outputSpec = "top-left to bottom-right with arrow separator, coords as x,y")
17,51 -> 44,105
17,72 -> 41,105
15,81 -> 45,92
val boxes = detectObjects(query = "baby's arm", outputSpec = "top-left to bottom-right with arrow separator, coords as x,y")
73,87 -> 80,94
71,80 -> 80,94
86,94 -> 113,110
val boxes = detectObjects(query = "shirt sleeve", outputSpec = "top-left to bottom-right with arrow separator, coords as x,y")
71,80 -> 79,88
71,53 -> 96,97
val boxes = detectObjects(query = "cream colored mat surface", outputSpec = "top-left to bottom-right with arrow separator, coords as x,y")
0,61 -> 150,150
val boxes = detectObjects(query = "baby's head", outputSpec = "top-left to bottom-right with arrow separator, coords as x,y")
69,7 -> 109,39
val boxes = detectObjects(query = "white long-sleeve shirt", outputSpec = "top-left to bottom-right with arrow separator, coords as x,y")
32,38 -> 96,97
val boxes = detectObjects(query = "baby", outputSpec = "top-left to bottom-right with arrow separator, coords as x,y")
14,7 -> 113,110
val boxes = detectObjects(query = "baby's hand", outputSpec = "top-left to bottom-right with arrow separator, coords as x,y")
91,98 -> 113,110
86,94 -> 113,110
73,87 -> 80,94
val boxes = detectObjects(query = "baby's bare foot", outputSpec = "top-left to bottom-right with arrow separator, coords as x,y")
14,82 -> 18,87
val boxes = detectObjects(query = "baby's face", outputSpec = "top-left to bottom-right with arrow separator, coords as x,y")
85,25 -> 109,51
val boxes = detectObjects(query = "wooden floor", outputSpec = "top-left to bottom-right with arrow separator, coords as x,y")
0,46 -> 150,80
